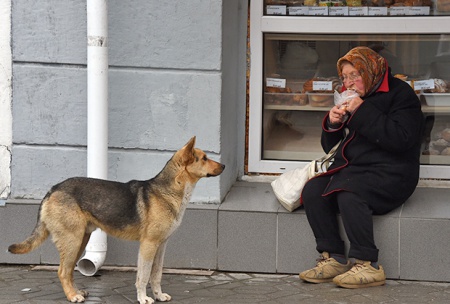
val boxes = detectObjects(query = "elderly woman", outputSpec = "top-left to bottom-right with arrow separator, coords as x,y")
299,47 -> 424,288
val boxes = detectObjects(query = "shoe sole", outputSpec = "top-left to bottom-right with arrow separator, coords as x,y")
334,280 -> 386,289
299,274 -> 334,284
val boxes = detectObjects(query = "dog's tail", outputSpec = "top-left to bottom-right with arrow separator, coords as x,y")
8,204 -> 49,254
8,219 -> 49,254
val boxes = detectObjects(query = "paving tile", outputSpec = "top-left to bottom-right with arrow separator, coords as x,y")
1,265 -> 450,303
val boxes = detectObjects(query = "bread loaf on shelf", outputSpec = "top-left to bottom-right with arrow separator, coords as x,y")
437,0 -> 450,12
303,77 -> 340,107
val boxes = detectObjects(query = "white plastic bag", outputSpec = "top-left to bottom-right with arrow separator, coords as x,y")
271,137 -> 345,212
271,162 -> 315,212
334,90 -> 359,107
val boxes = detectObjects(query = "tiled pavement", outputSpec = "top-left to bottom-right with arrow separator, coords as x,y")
1,265 -> 450,304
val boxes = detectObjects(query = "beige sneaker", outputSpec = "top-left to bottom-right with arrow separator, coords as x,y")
299,252 -> 352,283
333,260 -> 386,288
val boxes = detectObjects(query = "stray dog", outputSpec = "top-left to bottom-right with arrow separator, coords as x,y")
8,137 -> 225,304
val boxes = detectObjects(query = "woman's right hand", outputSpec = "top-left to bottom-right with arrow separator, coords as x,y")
329,104 -> 349,125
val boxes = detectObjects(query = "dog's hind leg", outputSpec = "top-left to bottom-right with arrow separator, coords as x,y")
150,241 -> 171,302
54,230 -> 89,303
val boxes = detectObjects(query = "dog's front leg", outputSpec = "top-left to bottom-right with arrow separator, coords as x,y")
136,242 -> 157,304
150,241 -> 171,302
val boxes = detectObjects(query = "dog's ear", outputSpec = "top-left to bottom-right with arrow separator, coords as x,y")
180,136 -> 196,164
184,136 -> 196,151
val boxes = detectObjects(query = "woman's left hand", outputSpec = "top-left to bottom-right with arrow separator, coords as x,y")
342,95 -> 364,113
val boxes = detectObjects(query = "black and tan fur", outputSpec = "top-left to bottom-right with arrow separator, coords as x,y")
8,137 -> 225,304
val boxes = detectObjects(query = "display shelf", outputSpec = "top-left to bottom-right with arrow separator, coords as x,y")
420,155 -> 450,165
265,104 -> 332,111
421,105 -> 450,114
263,124 -> 323,161
266,104 -> 450,114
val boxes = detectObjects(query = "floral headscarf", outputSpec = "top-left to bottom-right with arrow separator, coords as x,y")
337,46 -> 387,97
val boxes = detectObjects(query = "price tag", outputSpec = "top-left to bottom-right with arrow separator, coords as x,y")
267,5 -> 287,15
408,6 -> 430,15
349,7 -> 368,16
368,7 -> 388,16
266,78 -> 286,89
288,6 -> 309,15
313,81 -> 332,91
308,7 -> 329,16
329,7 -> 349,16
389,7 -> 408,15
413,79 -> 434,91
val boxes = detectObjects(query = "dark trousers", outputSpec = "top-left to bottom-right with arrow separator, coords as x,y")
302,176 -> 379,262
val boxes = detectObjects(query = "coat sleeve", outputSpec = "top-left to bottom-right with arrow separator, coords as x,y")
320,114 -> 347,153
346,79 -> 424,154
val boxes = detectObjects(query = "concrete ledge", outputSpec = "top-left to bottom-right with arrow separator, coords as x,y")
2,182 -> 450,282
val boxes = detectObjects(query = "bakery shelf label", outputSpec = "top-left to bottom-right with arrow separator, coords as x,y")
389,7 -> 408,15
368,7 -> 388,16
309,7 -> 329,16
414,79 -> 434,90
329,7 -> 349,16
266,78 -> 286,89
313,81 -> 333,91
348,7 -> 368,16
288,6 -> 309,15
266,5 -> 287,15
408,6 -> 430,15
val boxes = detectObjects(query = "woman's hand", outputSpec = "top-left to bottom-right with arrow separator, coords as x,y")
329,95 -> 364,125
344,95 -> 364,113
329,105 -> 349,125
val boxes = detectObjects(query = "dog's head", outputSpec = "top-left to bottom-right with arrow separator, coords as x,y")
177,137 -> 225,180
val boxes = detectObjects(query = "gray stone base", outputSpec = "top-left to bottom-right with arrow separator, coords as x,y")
2,182 -> 450,282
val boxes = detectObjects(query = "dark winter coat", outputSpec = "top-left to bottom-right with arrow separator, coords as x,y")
317,73 -> 424,214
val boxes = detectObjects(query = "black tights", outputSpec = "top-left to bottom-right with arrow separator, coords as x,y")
302,176 -> 379,262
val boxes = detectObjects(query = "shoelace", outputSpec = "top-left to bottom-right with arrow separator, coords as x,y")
315,255 -> 330,267
348,262 -> 365,273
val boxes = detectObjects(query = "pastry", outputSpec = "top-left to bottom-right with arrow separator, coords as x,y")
309,94 -> 334,107
304,0 -> 318,6
292,93 -> 308,105
394,74 -> 408,81
302,79 -> 315,93
424,79 -> 448,93
265,86 -> 292,93
303,77 -> 337,107
441,128 -> 450,142
437,0 -> 450,12
422,149 -> 440,155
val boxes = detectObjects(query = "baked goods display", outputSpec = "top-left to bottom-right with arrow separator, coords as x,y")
394,75 -> 450,94
423,79 -> 449,94
437,0 -> 450,12
265,0 -> 437,15
264,77 -> 341,107
303,77 -> 341,107
423,128 -> 450,156
375,0 -> 433,6
264,84 -> 308,106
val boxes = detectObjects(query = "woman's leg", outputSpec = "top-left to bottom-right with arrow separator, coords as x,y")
302,176 -> 345,255
336,191 -> 378,262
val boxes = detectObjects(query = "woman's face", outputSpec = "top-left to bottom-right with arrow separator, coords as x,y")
341,62 -> 366,96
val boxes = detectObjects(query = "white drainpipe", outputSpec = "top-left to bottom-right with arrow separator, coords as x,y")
77,0 -> 109,277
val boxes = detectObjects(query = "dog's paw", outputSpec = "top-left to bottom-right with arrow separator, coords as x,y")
77,289 -> 89,297
156,293 -> 172,302
137,296 -> 154,304
69,294 -> 85,303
